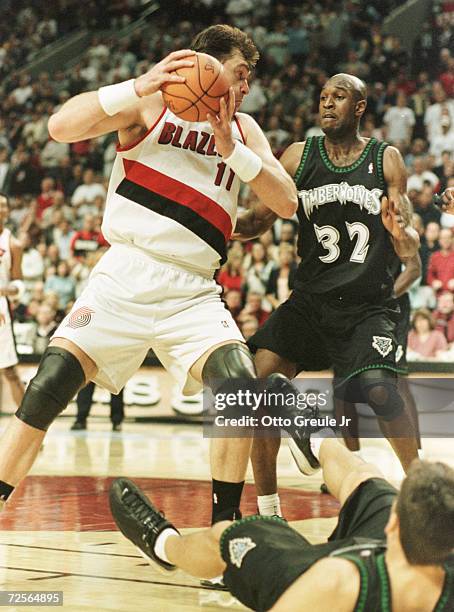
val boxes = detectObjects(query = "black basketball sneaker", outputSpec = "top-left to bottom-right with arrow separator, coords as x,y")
265,373 -> 321,474
109,477 -> 179,573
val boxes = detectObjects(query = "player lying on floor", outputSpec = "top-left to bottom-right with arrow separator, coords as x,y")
110,406 -> 454,611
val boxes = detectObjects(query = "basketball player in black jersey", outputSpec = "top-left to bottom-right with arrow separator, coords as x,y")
109,431 -> 454,611
333,252 -> 422,458
229,73 -> 421,515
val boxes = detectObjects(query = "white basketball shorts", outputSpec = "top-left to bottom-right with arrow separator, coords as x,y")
53,245 -> 244,394
0,297 -> 18,369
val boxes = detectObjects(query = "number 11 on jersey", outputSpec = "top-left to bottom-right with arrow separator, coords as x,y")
214,162 -> 235,191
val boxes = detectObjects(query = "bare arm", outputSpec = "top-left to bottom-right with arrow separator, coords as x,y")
270,558 -> 359,612
382,146 -> 420,258
0,237 -> 23,297
394,253 -> 422,298
48,50 -> 195,143
232,142 -> 304,240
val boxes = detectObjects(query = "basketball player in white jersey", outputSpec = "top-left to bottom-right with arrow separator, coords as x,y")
0,26 -> 298,524
0,193 -> 25,408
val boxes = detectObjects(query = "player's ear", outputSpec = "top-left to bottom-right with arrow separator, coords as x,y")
355,99 -> 367,117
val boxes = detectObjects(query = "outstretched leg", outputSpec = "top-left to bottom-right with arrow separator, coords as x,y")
250,349 -> 296,498
2,366 -> 25,408
0,338 -> 95,507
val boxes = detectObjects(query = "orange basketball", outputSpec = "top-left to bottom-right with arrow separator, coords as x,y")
162,52 -> 230,122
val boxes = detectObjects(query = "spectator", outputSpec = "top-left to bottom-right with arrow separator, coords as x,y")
71,168 -> 106,209
429,110 -> 454,164
432,291 -> 454,344
424,83 -> 454,142
0,147 -> 10,192
70,214 -> 107,259
420,221 -> 440,283
408,308 -> 448,360
238,291 -> 269,327
243,242 -> 275,296
224,289 -> 243,323
21,233 -> 44,294
33,303 -> 58,355
413,184 -> 441,227
53,219 -> 75,261
217,252 -> 244,293
383,91 -> 415,146
266,243 -> 297,310
427,228 -> 454,294
44,261 -> 76,309
36,177 -> 63,221
407,157 -> 439,193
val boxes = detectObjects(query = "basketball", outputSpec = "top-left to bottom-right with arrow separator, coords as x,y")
162,52 -> 230,122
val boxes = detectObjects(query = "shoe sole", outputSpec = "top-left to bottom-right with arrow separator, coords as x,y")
135,545 -> 177,576
287,438 -> 320,475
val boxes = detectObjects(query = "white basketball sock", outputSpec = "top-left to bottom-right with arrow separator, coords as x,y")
154,527 -> 180,564
310,427 -> 337,460
257,493 -> 282,517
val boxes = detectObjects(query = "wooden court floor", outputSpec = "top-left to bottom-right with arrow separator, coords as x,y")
1,384 -> 454,610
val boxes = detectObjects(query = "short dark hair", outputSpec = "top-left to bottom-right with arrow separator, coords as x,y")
396,461 -> 454,564
191,25 -> 259,68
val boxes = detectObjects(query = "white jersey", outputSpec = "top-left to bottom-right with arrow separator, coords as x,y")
0,227 -> 18,368
102,107 -> 247,277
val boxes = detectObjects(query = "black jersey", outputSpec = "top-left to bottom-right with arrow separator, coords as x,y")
331,542 -> 454,612
294,136 -> 395,298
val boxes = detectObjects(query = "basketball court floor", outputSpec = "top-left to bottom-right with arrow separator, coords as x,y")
1,367 -> 453,611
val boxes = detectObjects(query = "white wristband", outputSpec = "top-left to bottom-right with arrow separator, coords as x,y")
223,141 -> 263,183
98,79 -> 140,116
9,280 -> 25,300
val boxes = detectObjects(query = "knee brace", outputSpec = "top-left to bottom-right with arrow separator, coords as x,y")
15,347 -> 86,431
358,369 -> 404,422
202,343 -> 256,393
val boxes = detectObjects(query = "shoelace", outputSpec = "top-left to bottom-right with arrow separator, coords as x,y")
124,492 -> 156,525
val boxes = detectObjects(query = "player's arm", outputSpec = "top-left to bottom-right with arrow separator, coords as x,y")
207,94 -> 297,219
48,50 -> 195,143
232,142 -> 304,240
270,557 -> 359,612
394,253 -> 422,298
382,146 -> 420,258
0,237 -> 24,298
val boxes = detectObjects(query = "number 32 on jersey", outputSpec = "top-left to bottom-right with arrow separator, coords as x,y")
314,222 -> 370,264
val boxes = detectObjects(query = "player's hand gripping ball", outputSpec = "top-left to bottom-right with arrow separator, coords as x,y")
162,52 -> 230,122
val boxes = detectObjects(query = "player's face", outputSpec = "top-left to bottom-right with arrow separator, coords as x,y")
0,197 -> 9,225
319,84 -> 357,137
222,52 -> 251,112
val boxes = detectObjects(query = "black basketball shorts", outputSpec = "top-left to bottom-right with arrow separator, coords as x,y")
220,478 -> 397,611
248,288 -> 404,390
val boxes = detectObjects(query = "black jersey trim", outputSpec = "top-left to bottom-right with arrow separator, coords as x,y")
294,137 -> 313,186
333,364 -> 407,388
318,137 -> 377,173
116,178 -> 227,264
338,553 -> 368,612
376,142 -> 388,191
436,564 -> 454,612
377,554 -> 391,612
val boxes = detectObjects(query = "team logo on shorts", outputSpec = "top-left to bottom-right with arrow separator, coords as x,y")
229,537 -> 256,568
66,306 -> 95,329
372,336 -> 393,358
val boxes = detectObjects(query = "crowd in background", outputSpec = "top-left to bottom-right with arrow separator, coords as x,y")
0,0 -> 453,361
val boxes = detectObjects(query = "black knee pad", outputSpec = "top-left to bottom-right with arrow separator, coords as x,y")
358,370 -> 404,422
202,343 -> 256,393
15,347 -> 86,431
